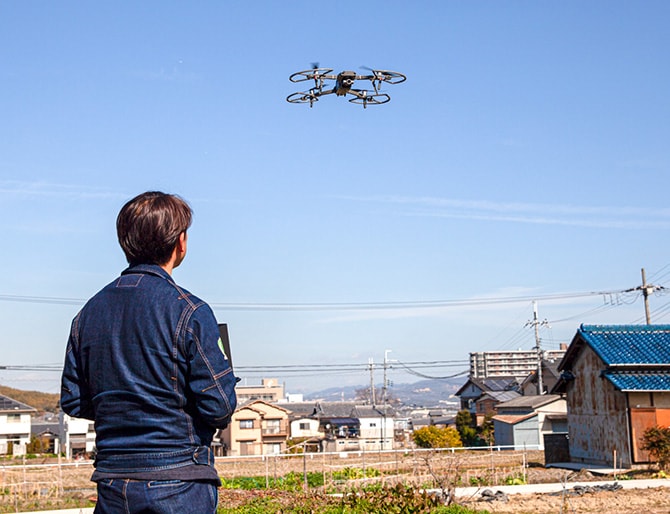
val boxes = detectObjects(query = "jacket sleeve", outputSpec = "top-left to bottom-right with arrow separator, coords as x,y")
184,304 -> 238,428
60,313 -> 95,420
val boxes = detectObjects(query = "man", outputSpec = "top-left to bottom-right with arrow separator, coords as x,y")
61,191 -> 237,513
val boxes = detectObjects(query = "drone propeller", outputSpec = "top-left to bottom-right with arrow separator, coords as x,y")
311,62 -> 320,69
361,66 -> 384,93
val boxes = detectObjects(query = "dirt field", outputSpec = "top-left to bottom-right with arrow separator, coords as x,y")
459,487 -> 670,514
2,452 -> 669,513
454,466 -> 670,514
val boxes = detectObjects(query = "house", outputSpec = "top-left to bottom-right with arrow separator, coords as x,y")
31,413 -> 61,454
220,399 -> 290,456
0,394 -> 36,455
475,390 -> 521,419
282,401 -> 322,452
352,405 -> 395,451
59,413 -> 96,458
492,394 -> 567,450
520,359 -> 562,396
455,377 -> 521,422
314,401 -> 361,452
553,324 -> 670,468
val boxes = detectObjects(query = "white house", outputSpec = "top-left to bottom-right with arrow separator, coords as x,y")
354,405 -> 395,451
59,413 -> 96,458
0,394 -> 36,455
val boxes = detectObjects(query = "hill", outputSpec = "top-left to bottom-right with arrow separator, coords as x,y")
305,377 -> 465,409
0,385 -> 60,413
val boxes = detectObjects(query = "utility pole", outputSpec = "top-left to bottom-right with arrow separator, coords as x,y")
641,268 -> 653,325
526,301 -> 549,395
382,350 -> 391,408
368,358 -> 376,406
382,350 -> 392,451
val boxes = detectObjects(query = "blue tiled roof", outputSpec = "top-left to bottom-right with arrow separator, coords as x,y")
604,371 -> 670,392
578,324 -> 670,365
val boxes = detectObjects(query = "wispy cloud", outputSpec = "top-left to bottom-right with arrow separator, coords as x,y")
338,195 -> 670,229
0,180 -> 128,200
130,61 -> 201,84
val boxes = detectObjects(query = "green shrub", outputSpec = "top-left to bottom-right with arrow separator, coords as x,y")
504,473 -> 526,485
642,425 -> 670,471
220,471 -> 324,491
332,466 -> 380,481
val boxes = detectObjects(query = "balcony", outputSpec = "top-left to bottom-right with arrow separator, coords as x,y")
261,419 -> 288,437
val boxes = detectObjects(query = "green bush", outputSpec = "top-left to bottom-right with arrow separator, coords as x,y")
413,425 -> 463,449
504,473 -> 526,485
642,425 -> 670,471
332,466 -> 380,481
220,471 -> 324,491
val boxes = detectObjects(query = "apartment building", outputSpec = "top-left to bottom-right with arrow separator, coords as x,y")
469,348 -> 566,379
235,378 -> 285,404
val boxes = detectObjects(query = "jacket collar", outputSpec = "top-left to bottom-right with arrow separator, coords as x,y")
121,264 -> 175,283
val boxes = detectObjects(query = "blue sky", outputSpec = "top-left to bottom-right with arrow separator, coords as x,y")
1,2 -> 669,396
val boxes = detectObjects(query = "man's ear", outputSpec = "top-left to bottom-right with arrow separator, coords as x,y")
177,231 -> 187,252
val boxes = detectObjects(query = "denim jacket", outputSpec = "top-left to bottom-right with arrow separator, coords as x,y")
60,264 -> 237,473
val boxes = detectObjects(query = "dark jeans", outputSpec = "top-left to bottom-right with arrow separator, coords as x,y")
95,479 -> 218,513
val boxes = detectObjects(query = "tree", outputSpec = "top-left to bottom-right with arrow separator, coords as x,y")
412,425 -> 463,449
354,386 -> 400,406
642,425 -> 670,471
478,413 -> 495,446
455,409 -> 477,446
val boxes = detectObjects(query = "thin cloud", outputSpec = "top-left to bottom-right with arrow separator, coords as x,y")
0,180 -> 128,200
338,195 -> 670,229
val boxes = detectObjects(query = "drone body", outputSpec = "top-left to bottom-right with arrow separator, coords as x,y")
287,67 -> 406,108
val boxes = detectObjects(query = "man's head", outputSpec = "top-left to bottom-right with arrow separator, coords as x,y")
117,191 -> 192,266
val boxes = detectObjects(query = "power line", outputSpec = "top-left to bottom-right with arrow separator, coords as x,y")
394,361 -> 469,380
0,364 -> 62,371
0,359 -> 470,375
0,287 -> 638,312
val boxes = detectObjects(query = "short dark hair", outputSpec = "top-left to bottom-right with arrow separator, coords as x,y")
116,191 -> 192,266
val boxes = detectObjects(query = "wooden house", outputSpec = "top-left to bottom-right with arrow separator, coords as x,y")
554,324 -> 670,468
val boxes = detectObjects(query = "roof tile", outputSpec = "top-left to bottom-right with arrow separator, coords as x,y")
579,324 -> 670,365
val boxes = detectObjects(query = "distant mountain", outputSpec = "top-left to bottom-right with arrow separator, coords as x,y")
0,377 -> 468,415
305,377 -> 465,409
0,385 -> 60,413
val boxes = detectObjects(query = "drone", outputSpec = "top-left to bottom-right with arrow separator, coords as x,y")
287,65 -> 406,108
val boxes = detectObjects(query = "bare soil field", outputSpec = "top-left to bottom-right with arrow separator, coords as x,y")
459,487 -> 670,514
1,452 -> 669,513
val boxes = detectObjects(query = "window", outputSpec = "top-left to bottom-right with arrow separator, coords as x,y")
299,422 -> 310,430
6,414 -> 21,423
239,419 -> 254,429
265,419 -> 281,434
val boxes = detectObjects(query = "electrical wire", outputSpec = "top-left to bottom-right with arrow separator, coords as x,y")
0,287 -> 637,311
393,361 -> 469,380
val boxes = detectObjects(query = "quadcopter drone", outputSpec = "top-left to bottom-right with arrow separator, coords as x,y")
287,65 -> 406,108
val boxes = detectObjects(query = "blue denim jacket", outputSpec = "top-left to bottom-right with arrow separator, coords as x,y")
60,264 -> 237,473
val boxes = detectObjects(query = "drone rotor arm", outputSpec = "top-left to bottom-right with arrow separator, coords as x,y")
289,68 -> 334,83
375,70 -> 406,84
286,90 -> 320,106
